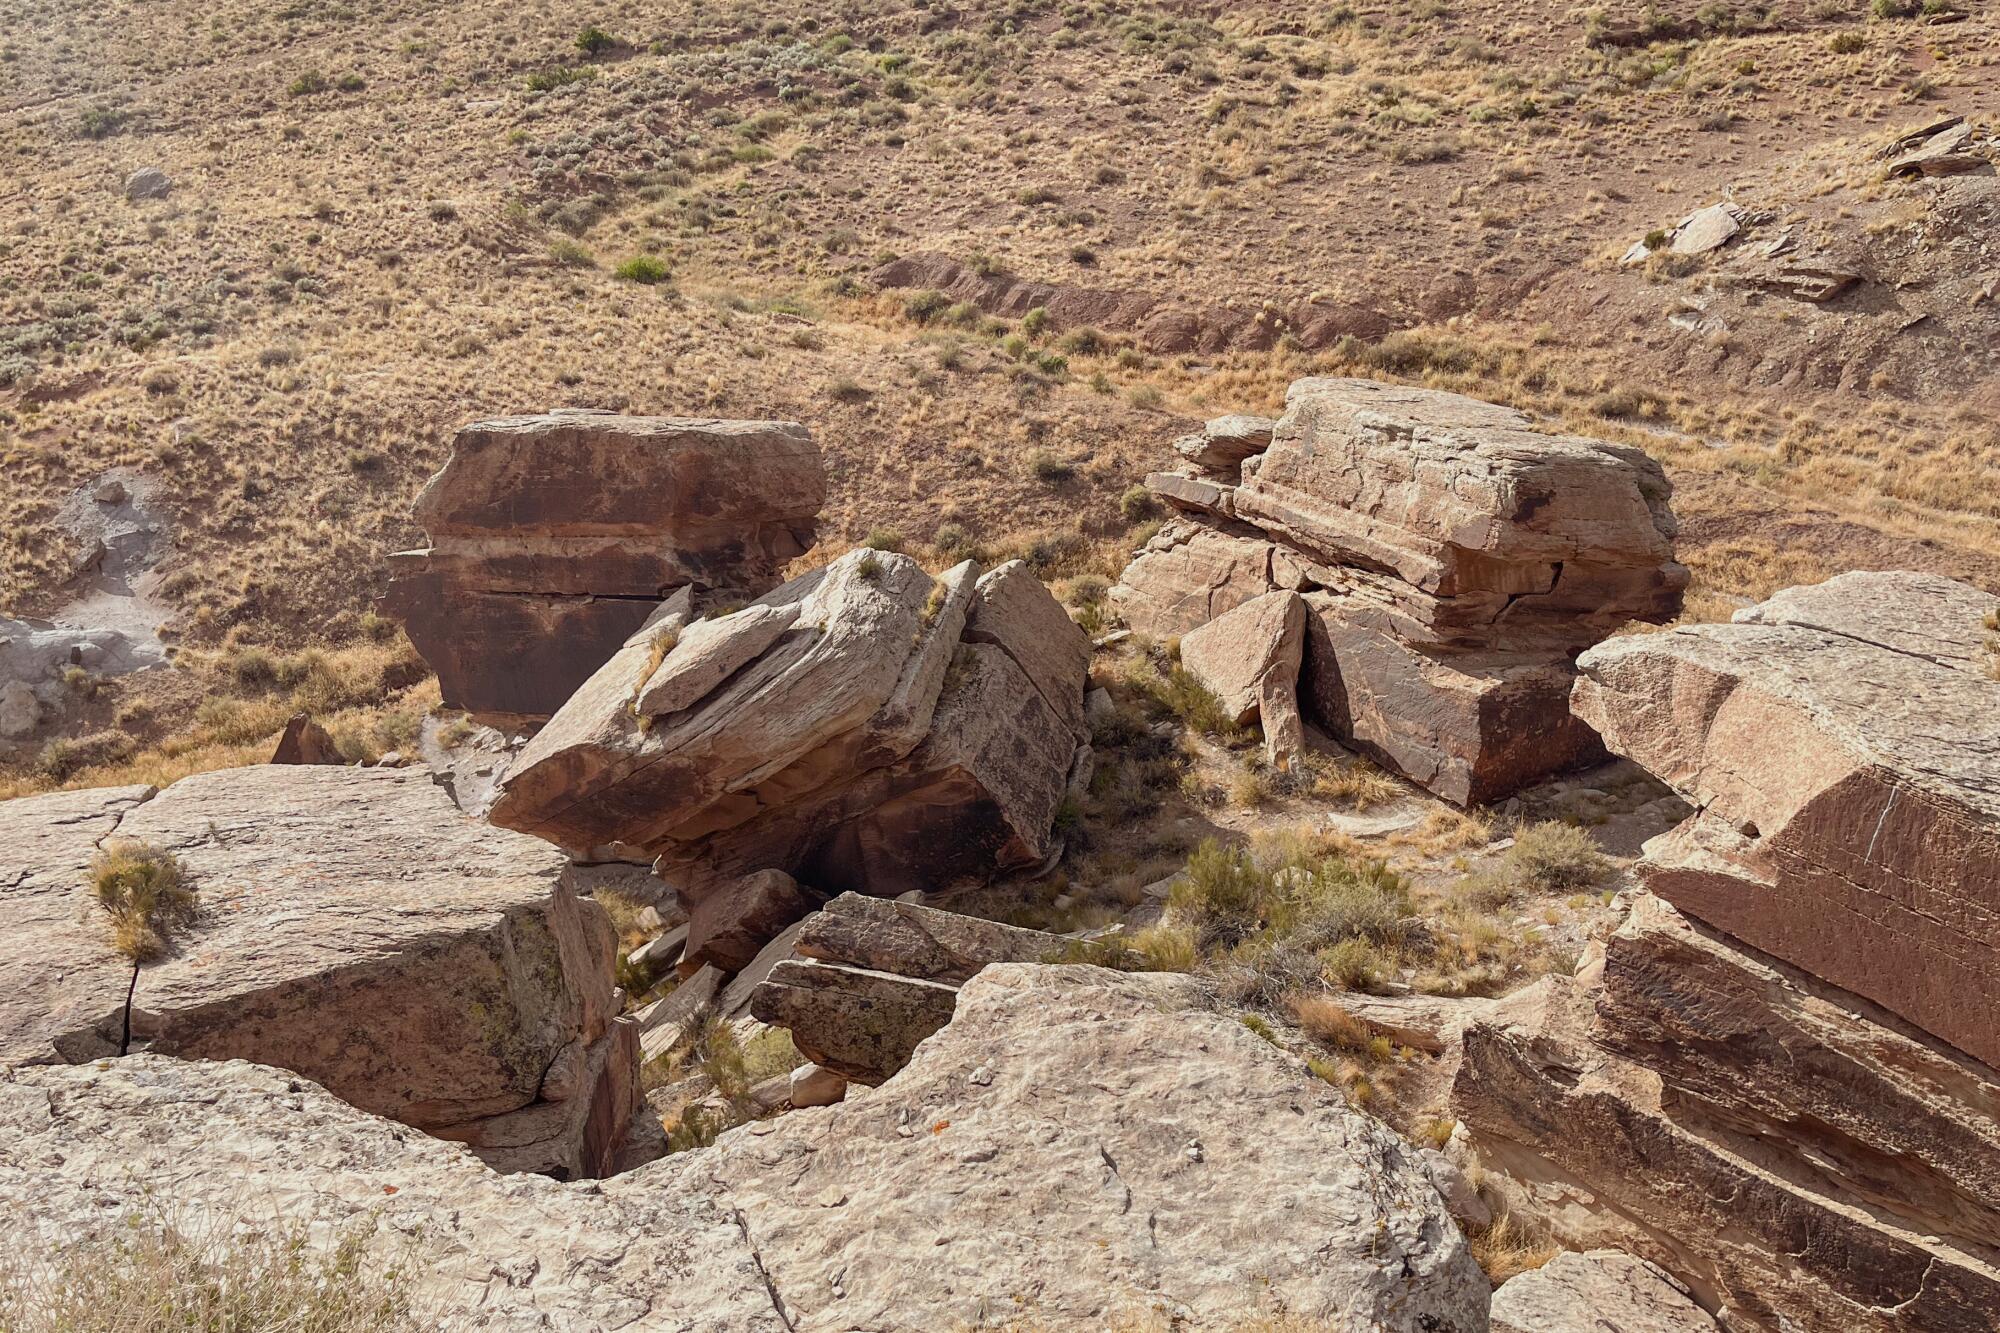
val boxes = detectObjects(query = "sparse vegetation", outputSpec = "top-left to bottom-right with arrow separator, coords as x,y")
89,838 -> 195,962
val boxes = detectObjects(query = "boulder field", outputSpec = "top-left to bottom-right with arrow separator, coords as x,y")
1454,572 -> 2000,1331
1114,377 -> 1687,804
0,965 -> 1492,1333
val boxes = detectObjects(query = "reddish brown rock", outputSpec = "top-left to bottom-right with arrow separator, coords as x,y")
1113,378 -> 1683,804
1573,570 -> 2000,1069
0,765 -> 651,1179
684,868 -> 817,973
384,410 -> 824,722
269,713 -> 341,765
1454,894 -> 2000,1332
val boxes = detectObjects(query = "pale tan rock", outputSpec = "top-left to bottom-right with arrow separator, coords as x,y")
1179,590 -> 1306,767
0,766 -> 649,1178
1573,570 -> 2000,1068
634,601 -> 801,717
963,558 -> 1092,745
1490,1250 -> 1719,1333
384,411 -> 824,720
788,1063 -> 847,1107
1145,469 -> 1236,517
1172,413 -> 1277,473
1109,521 -> 1276,639
0,965 -> 1488,1331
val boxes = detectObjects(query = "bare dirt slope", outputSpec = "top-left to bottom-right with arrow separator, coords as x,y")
2,0 -> 1996,778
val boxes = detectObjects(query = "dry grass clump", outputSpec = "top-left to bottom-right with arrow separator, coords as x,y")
1503,821 -> 1611,892
0,1206 -> 430,1333
1466,1209 -> 1561,1284
89,838 -> 195,963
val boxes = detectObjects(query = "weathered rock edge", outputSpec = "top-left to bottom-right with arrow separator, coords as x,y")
1,965 -> 1489,1333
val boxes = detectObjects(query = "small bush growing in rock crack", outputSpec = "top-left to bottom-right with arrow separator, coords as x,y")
0,1203 -> 431,1333
90,838 -> 195,962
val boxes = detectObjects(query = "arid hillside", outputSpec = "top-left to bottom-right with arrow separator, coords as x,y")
2,0 -> 1997,783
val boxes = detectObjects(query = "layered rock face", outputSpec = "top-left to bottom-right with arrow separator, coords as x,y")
1572,570 -> 2000,1069
750,892 -> 1066,1083
490,550 -> 1092,944
1114,378 -> 1685,803
384,410 -> 825,721
0,966 -> 1489,1331
0,765 -> 650,1179
1455,572 -> 2000,1332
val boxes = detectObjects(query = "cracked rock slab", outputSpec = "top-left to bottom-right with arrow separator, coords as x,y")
1573,569 -> 2000,1068
0,765 -> 649,1178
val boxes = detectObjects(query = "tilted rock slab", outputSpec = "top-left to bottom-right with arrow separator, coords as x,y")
1453,893 -> 2000,1332
1179,589 -> 1307,767
384,410 -> 824,721
491,550 -> 1091,917
0,965 -> 1489,1331
1573,570 -> 2000,1069
1114,379 -> 1684,804
0,765 -> 649,1179
750,893 -> 1066,1083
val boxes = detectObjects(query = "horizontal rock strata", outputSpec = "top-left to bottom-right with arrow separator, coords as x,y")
1454,894 -> 2000,1332
384,410 -> 824,721
1114,378 -> 1684,803
0,965 -> 1489,1331
0,765 -> 649,1179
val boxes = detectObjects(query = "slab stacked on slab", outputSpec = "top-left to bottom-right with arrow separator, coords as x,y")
383,410 -> 825,722
489,551 -> 1092,960
1114,378 -> 1686,803
1454,572 -> 2000,1332
0,764 -> 652,1179
749,892 -> 1066,1083
0,966 -> 1489,1331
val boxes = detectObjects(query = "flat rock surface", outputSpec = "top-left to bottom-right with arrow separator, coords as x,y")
0,766 -> 635,1175
1,965 -> 1488,1332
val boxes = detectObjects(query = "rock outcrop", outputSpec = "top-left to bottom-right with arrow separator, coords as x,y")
0,965 -> 1489,1331
0,765 -> 651,1179
1455,896 -> 2000,1331
1489,1249 -> 1718,1333
750,892 -> 1066,1083
1114,378 -> 1684,803
490,550 -> 1092,962
1572,570 -> 2000,1069
384,410 -> 825,722
1179,589 -> 1307,767
0,614 -> 165,751
1454,572 -> 2000,1332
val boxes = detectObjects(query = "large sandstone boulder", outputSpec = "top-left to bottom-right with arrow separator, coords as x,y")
384,410 -> 825,721
1114,379 -> 1684,803
0,765 -> 650,1179
0,965 -> 1489,1331
491,551 -> 1091,957
1453,894 -> 2000,1332
750,893 -> 1066,1082
1573,570 -> 2000,1069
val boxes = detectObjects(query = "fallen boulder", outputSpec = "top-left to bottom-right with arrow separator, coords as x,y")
383,410 -> 825,722
1573,570 -> 2000,1069
1115,378 -> 1685,803
0,765 -> 651,1179
748,893 -> 1065,1082
490,551 -> 1091,960
0,965 -> 1490,1330
1179,589 -> 1306,767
